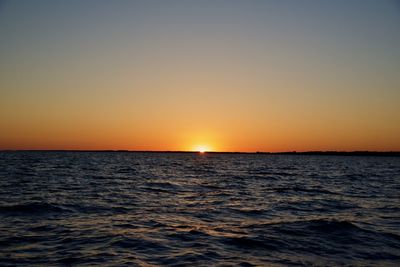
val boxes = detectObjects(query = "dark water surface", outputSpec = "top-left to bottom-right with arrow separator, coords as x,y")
0,152 -> 399,266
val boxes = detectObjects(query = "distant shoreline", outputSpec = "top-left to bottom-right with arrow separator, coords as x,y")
1,150 -> 399,157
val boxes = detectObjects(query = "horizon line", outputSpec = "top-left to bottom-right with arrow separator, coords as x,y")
1,149 -> 400,156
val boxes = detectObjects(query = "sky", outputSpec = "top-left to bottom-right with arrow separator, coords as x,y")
0,0 -> 399,152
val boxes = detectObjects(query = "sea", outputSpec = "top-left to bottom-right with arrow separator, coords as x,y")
0,151 -> 399,266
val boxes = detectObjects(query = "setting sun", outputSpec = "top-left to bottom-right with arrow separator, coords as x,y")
193,145 -> 211,153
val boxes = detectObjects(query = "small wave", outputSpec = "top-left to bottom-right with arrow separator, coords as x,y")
243,218 -> 361,231
305,219 -> 361,232
115,167 -> 138,174
201,184 -> 223,190
231,208 -> 265,216
140,181 -> 182,193
274,186 -> 339,195
160,250 -> 223,265
111,236 -> 169,252
242,218 -> 400,242
277,199 -> 358,213
248,170 -> 296,177
144,181 -> 180,188
27,225 -> 57,232
0,202 -> 70,215
72,204 -> 131,214
88,175 -> 112,180
222,236 -> 282,251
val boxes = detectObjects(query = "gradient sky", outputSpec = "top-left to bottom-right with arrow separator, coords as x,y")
1,0 -> 399,151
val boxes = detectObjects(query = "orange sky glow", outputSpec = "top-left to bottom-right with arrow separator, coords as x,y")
1,1 -> 399,152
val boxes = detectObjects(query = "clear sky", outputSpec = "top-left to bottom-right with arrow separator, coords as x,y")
1,0 -> 399,151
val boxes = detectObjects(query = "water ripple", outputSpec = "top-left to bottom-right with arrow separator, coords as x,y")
0,152 -> 399,266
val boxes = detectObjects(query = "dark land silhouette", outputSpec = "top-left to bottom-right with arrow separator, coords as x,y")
1,150 -> 399,157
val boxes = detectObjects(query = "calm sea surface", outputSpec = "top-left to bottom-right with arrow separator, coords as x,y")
0,152 -> 399,266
